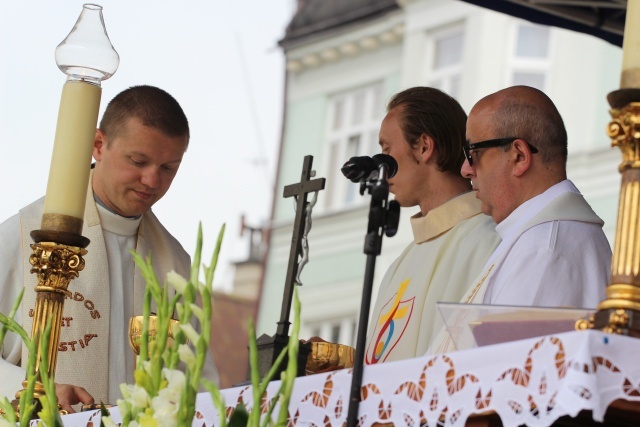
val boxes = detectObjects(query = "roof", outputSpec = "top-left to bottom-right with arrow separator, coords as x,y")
280,0 -> 399,48
280,0 -> 625,49
209,291 -> 257,388
460,0 -> 626,46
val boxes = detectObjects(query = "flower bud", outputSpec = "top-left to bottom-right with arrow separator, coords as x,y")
179,323 -> 201,343
166,270 -> 188,294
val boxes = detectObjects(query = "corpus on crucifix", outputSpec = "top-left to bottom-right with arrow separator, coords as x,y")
253,155 -> 325,379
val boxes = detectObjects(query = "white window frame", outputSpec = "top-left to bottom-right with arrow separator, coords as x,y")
322,83 -> 385,211
507,21 -> 553,92
425,24 -> 465,100
303,316 -> 358,347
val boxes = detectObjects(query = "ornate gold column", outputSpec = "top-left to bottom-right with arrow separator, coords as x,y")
576,0 -> 640,337
13,231 -> 89,409
588,90 -> 640,336
29,238 -> 88,375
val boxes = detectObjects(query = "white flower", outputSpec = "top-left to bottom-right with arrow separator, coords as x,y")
120,383 -> 130,399
116,397 -> 129,419
162,368 -> 186,401
178,343 -> 196,369
120,384 -> 150,409
179,323 -> 201,343
132,385 -> 151,409
0,419 -> 15,427
189,303 -> 205,323
151,394 -> 178,427
101,415 -> 118,427
166,270 -> 188,294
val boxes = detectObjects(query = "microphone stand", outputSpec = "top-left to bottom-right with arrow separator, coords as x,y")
346,164 -> 400,427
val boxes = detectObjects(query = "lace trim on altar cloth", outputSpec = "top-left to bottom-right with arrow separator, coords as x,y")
49,330 -> 640,427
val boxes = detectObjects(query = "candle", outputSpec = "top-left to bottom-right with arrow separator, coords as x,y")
42,81 -> 101,227
39,4 -> 118,235
621,0 -> 640,88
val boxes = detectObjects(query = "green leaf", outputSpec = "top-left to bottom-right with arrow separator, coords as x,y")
228,402 -> 250,427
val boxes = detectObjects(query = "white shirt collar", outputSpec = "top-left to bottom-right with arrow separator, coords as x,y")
95,202 -> 142,236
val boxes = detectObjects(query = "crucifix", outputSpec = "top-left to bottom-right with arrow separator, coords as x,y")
278,155 -> 325,335
254,155 -> 325,379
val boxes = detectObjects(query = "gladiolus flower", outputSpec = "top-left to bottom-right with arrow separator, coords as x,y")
179,323 -> 201,343
166,270 -> 188,294
178,344 -> 196,369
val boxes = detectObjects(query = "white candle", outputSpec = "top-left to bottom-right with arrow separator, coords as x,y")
621,0 -> 640,87
43,81 -> 101,222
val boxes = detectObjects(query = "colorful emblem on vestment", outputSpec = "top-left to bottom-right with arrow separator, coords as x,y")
365,278 -> 414,364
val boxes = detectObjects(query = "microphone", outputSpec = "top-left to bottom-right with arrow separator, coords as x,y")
341,153 -> 398,182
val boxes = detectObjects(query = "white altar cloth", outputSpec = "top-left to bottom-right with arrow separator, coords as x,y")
51,330 -> 640,426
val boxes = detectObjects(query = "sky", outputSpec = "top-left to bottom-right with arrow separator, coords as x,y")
0,1 -> 293,289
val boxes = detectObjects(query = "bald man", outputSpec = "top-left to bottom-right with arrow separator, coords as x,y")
459,85 -> 611,308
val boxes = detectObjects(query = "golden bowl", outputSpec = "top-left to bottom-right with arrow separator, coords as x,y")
128,315 -> 180,355
305,342 -> 355,375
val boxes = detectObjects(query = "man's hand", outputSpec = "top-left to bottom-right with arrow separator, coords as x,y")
55,383 -> 94,413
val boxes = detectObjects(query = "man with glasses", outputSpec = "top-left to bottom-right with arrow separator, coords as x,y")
362,87 -> 500,364
458,85 -> 611,308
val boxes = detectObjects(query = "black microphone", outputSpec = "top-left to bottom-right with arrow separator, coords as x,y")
341,153 -> 398,182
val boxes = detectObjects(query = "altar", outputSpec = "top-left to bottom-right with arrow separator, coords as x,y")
55,330 -> 640,426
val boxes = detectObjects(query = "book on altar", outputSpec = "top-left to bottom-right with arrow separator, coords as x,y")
436,302 -> 593,351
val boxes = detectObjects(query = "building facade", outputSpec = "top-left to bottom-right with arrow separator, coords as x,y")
256,0 -> 622,345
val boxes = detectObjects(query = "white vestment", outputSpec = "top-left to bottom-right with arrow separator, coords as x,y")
429,180 -> 611,354
364,192 -> 500,363
468,180 -> 610,307
0,176 -> 219,404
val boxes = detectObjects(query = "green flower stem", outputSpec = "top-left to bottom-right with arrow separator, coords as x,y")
276,288 -> 300,427
0,288 -> 24,349
202,258 -> 302,427
189,224 -> 204,303
37,316 -> 63,427
19,335 -> 38,427
131,251 -> 153,368
0,290 -> 25,425
0,397 -> 16,425
96,223 -> 231,427
0,315 -> 31,351
247,321 -> 288,427
246,318 -> 262,427
0,310 -> 37,425
202,379 -> 227,427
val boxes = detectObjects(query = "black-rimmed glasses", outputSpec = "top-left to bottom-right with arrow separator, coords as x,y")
462,137 -> 538,166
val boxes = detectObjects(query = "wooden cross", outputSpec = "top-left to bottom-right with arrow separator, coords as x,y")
277,155 -> 325,337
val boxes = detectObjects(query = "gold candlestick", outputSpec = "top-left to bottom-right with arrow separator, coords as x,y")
9,4 -> 118,419
576,1 -> 640,337
581,89 -> 640,335
13,231 -> 89,413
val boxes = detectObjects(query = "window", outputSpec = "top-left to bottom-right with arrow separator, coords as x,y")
324,83 -> 385,210
303,317 -> 357,347
428,27 -> 464,100
509,22 -> 551,91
